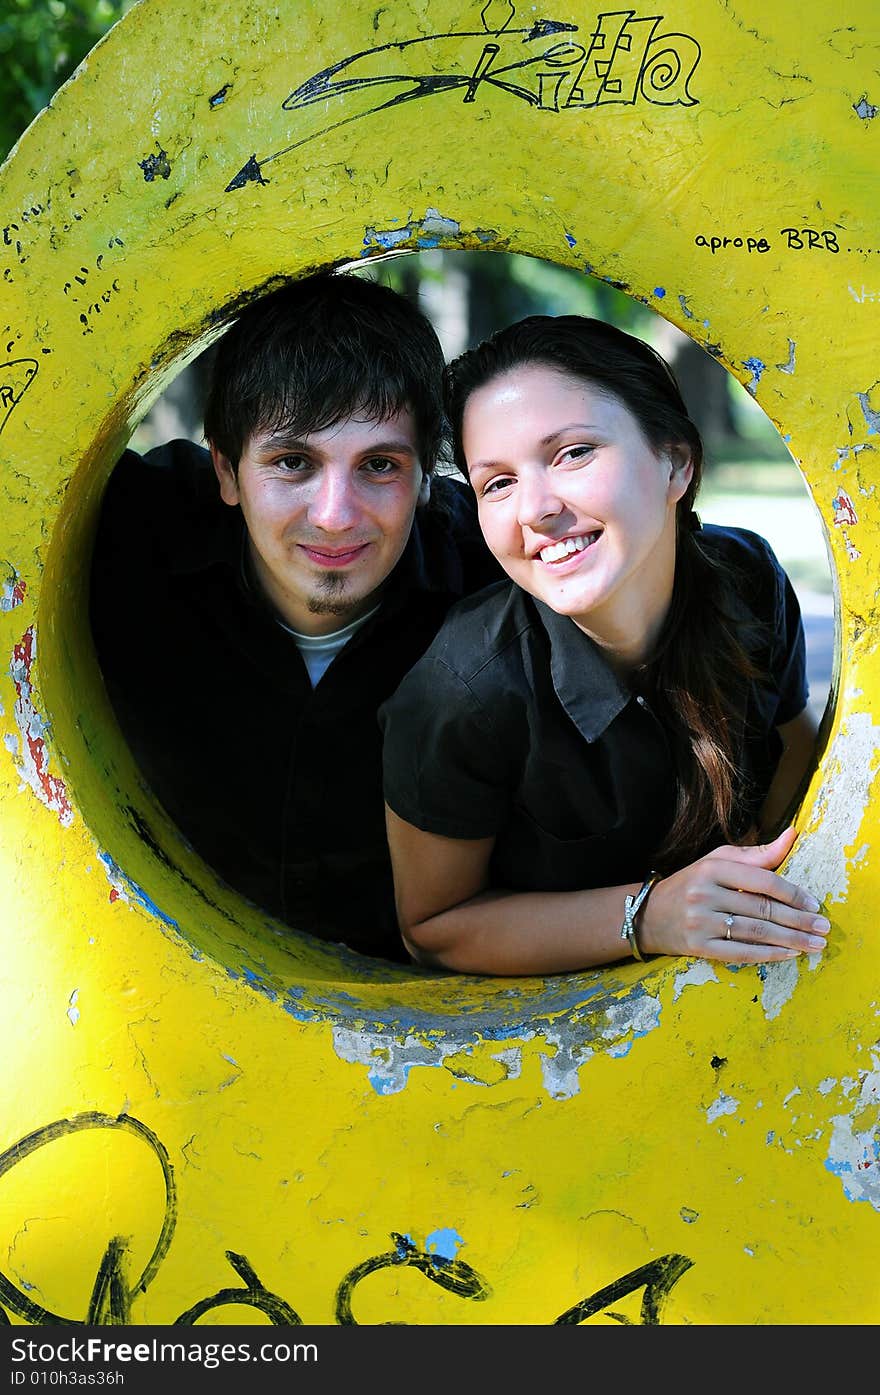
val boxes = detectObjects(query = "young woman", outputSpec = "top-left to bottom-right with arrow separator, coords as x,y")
378,315 -> 829,976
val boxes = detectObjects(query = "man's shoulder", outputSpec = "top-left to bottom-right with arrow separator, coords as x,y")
96,437 -> 233,568
414,472 -> 503,595
106,437 -> 216,511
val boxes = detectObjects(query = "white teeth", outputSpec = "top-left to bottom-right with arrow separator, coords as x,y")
539,533 -> 596,564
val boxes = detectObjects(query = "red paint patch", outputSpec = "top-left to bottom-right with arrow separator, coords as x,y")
11,625 -> 73,825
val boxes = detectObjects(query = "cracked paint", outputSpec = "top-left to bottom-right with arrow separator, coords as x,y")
9,626 -> 73,826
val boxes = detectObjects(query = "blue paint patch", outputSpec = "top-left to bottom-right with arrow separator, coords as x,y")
98,852 -> 178,929
240,967 -> 279,1002
427,1227 -> 464,1261
743,357 -> 766,395
653,287 -> 666,298
565,232 -> 577,247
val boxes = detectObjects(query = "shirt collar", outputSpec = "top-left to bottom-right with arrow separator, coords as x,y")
533,598 -> 631,742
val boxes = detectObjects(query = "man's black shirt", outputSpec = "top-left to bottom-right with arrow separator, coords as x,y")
380,526 -> 809,894
89,440 -> 500,961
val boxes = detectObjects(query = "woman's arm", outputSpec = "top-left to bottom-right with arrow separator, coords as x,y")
386,808 -> 831,976
758,705 -> 820,837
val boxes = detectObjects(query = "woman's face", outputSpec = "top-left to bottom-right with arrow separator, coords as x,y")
462,363 -> 693,661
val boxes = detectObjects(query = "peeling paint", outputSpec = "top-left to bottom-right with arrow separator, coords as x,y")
9,626 -> 73,825
329,982 -> 662,1099
707,1092 -> 739,1123
759,957 -> 801,1021
1,565 -> 26,611
742,356 -> 766,395
362,207 -> 467,254
776,339 -> 796,374
426,1227 -> 464,1260
672,959 -> 719,1001
787,712 -> 880,906
825,1054 -> 880,1208
67,989 -> 80,1027
97,850 -> 178,928
857,389 -> 880,435
853,95 -> 878,120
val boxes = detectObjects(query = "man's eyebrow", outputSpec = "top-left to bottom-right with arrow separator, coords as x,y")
254,431 -> 418,456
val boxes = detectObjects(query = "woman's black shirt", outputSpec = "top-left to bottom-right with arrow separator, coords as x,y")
379,525 -> 809,892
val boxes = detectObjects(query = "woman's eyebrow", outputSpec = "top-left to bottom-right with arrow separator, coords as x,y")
539,423 -> 601,446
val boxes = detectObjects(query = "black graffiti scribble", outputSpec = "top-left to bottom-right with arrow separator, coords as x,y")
175,1252 -> 303,1325
0,1112 -> 693,1325
554,1252 -> 694,1324
226,3 -> 701,190
0,359 -> 37,435
0,1111 -> 176,1326
335,1231 -> 492,1324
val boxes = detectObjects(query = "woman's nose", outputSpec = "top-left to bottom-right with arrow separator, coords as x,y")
516,472 -> 563,529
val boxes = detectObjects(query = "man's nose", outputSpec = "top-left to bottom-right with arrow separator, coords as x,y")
309,469 -> 358,530
516,470 -> 563,529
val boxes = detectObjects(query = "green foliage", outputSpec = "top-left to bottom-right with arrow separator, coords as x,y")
0,0 -> 133,160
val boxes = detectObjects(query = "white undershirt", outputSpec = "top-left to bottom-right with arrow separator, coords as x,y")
278,604 -> 381,687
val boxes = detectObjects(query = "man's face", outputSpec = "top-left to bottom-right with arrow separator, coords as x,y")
211,409 -> 425,636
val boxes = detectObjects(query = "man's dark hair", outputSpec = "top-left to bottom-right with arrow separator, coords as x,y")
203,271 -> 446,473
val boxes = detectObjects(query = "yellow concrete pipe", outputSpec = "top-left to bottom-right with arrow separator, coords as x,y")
0,0 -> 878,1325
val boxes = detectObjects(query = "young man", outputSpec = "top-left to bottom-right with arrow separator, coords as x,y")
90,271 -> 500,961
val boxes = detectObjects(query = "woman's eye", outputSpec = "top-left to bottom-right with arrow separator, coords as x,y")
558,445 -> 595,466
482,475 -> 515,496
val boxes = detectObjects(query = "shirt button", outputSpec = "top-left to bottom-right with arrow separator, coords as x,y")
636,695 -> 647,707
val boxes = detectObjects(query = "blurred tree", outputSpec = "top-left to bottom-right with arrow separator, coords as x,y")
0,0 -> 134,161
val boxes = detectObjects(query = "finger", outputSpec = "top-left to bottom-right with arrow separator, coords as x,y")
725,893 -> 829,939
712,861 -> 821,914
719,910 -> 829,955
710,825 -> 798,872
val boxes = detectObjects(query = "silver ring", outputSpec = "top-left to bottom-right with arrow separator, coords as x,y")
724,915 -> 734,940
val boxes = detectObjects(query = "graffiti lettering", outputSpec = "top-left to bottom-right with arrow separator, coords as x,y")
0,1113 -> 693,1325
226,4 -> 701,190
0,359 -> 38,435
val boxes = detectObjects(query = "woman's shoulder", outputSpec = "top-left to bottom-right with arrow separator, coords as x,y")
422,579 -> 538,677
697,521 -> 782,568
695,522 -> 797,640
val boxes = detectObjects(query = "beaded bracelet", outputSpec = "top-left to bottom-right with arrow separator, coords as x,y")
619,874 -> 659,961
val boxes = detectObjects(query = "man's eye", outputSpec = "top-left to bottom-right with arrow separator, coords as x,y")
274,454 -> 310,472
362,457 -> 398,474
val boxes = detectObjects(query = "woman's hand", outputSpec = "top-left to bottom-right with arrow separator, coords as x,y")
638,826 -> 830,963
